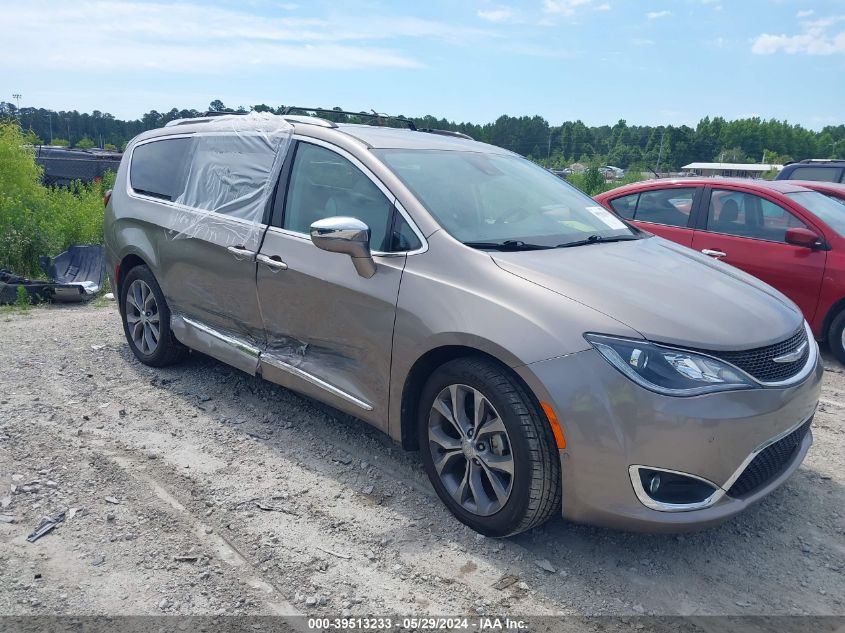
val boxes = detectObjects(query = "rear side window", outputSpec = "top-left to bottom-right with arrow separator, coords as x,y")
632,188 -> 695,227
706,190 -> 807,243
130,138 -> 191,201
786,166 -> 843,183
130,134 -> 285,220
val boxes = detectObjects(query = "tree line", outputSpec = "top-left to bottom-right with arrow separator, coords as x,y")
1,100 -> 842,171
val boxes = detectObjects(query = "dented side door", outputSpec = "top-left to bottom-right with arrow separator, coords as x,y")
254,139 -> 407,431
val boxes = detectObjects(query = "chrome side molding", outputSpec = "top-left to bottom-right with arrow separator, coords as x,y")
260,354 -> 374,411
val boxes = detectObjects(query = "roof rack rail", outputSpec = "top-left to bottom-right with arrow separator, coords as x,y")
280,114 -> 337,129
282,107 -> 417,131
419,128 -> 474,141
798,158 -> 844,164
165,117 -> 213,127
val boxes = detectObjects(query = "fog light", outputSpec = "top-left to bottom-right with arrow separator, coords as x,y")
637,468 -> 717,506
648,474 -> 661,495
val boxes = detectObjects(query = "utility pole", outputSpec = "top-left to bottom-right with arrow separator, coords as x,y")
547,131 -> 552,160
45,111 -> 53,144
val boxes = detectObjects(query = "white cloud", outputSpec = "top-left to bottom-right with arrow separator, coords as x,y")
632,38 -> 655,46
796,9 -> 815,18
543,0 -> 594,16
477,7 -> 516,22
646,10 -> 671,19
752,16 -> 845,55
0,1 -> 496,72
594,3 -> 611,11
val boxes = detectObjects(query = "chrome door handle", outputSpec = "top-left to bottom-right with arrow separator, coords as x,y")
227,245 -> 255,260
701,249 -> 727,258
256,253 -> 288,271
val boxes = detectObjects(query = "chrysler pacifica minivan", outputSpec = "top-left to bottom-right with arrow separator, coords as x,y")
104,111 -> 822,536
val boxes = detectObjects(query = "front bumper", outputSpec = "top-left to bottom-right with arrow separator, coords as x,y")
516,344 -> 823,532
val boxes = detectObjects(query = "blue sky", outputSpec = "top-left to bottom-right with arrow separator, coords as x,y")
2,0 -> 844,128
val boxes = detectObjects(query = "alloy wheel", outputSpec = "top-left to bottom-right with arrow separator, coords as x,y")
427,384 -> 514,516
125,279 -> 160,355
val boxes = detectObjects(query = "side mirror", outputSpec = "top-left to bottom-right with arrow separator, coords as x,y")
310,216 -> 376,278
785,227 -> 824,249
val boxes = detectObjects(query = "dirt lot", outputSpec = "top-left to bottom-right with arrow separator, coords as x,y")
1,303 -> 843,618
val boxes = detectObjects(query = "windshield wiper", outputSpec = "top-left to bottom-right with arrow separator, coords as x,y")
555,235 -> 639,248
463,240 -> 553,251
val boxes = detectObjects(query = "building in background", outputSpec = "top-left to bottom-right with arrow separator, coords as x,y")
681,162 -> 782,179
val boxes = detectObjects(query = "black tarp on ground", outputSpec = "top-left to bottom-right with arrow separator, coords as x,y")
0,245 -> 104,304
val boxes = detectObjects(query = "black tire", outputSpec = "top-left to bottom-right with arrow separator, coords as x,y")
119,265 -> 188,367
828,309 -> 845,365
418,356 -> 561,537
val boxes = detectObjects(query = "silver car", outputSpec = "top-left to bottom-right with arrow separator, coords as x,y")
104,111 -> 822,536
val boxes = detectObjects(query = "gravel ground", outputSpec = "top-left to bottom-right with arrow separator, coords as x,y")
1,303 -> 843,618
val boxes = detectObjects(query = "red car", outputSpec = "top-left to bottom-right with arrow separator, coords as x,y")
594,178 -> 845,362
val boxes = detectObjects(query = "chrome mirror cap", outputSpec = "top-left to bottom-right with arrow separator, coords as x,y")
310,216 -> 376,278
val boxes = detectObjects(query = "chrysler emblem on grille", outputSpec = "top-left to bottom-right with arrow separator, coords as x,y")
772,341 -> 808,364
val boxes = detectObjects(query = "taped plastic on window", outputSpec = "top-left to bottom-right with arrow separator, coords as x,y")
167,112 -> 294,248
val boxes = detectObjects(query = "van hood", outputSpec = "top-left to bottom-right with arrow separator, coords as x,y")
491,236 -> 803,351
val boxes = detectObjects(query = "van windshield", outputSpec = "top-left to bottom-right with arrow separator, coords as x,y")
375,149 -> 640,249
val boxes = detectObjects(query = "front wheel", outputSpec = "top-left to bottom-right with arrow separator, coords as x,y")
418,357 -> 561,537
828,309 -> 845,365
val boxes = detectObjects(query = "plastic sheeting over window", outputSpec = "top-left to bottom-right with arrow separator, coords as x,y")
130,112 -> 294,248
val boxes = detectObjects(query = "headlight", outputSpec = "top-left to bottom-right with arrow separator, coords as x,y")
585,334 -> 756,396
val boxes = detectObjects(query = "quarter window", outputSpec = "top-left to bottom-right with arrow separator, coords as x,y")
130,138 -> 191,201
283,143 -> 396,251
706,190 -> 808,243
609,193 -> 638,219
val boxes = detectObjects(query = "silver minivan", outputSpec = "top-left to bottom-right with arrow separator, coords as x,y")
104,111 -> 822,536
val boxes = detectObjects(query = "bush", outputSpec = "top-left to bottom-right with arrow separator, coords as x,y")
0,120 -> 111,278
566,169 -> 644,196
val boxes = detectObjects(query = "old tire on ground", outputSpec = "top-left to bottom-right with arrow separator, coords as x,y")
119,265 -> 188,367
418,356 -> 561,537
828,309 -> 845,366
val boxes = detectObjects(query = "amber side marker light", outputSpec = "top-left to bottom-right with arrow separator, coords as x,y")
540,402 -> 566,449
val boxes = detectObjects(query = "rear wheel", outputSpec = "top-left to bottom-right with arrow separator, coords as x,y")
828,309 -> 845,365
418,357 -> 561,537
119,265 -> 188,367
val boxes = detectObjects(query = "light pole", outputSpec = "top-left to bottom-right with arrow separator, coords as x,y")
12,93 -> 21,110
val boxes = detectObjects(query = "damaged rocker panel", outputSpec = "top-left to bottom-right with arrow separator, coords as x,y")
174,315 -> 373,412
260,354 -> 374,411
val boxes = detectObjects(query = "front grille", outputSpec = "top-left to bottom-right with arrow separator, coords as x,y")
706,327 -> 809,383
727,419 -> 812,498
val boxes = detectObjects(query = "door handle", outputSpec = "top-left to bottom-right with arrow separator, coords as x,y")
701,249 -> 727,258
256,253 -> 288,271
227,245 -> 256,260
